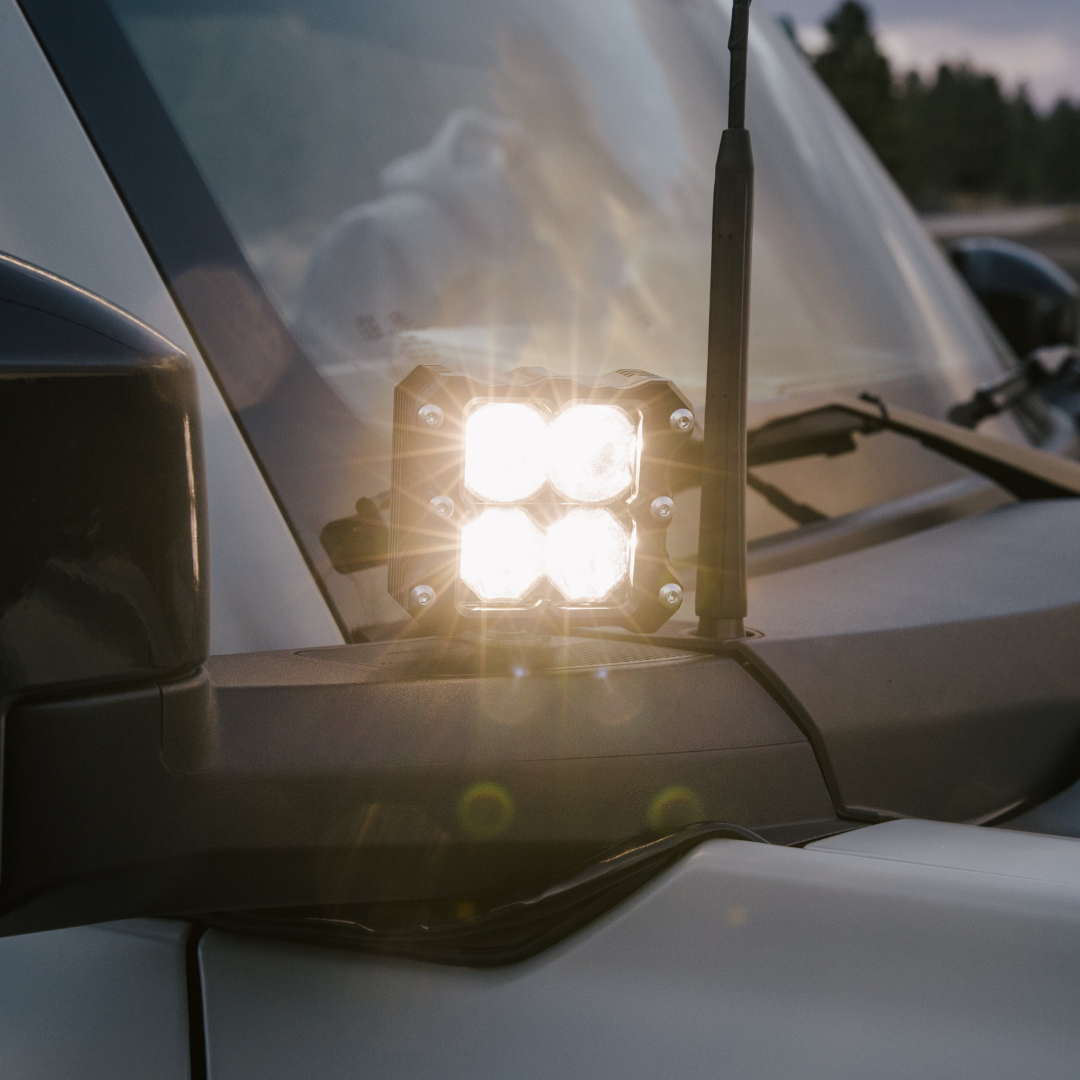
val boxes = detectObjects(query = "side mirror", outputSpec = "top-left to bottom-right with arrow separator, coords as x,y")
0,253 -> 208,695
949,236 -> 1080,358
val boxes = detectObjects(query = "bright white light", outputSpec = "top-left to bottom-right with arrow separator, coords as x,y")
460,508 -> 544,601
545,508 -> 632,602
547,404 -> 637,504
464,403 -> 547,503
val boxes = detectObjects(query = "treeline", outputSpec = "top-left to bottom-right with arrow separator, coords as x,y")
802,2 -> 1080,208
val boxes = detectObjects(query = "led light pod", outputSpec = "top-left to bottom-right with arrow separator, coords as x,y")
388,365 -> 694,633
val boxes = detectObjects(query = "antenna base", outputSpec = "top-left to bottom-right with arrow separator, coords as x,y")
696,617 -> 746,641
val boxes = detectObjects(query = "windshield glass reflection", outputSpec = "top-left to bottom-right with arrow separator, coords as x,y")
109,0 -> 1011,630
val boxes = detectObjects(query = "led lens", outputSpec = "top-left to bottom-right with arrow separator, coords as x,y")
464,403 -> 547,503
545,508 -> 632,602
460,508 -> 544,601
547,404 -> 637,503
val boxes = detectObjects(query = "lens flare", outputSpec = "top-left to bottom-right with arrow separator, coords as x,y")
457,781 -> 515,839
464,403 -> 548,503
547,404 -> 637,503
545,508 -> 631,602
460,508 -> 544,601
647,785 -> 705,831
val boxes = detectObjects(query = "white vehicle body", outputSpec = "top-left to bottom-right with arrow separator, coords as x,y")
3,2 -> 1080,1078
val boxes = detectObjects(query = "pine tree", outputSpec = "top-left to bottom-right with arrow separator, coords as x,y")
813,2 -> 904,176
912,65 -> 1010,199
1043,100 -> 1080,201
1003,87 -> 1043,202
814,0 -> 1080,207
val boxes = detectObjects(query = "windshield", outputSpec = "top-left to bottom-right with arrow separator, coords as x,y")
105,0 -> 1011,633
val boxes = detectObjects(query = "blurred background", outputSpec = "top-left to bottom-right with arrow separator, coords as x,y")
776,0 -> 1080,279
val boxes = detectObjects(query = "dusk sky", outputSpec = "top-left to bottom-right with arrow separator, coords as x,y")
771,0 -> 1080,108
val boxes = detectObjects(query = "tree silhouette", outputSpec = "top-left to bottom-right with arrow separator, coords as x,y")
811,1 -> 1080,207
812,2 -> 904,176
1043,100 -> 1080,202
912,65 -> 1010,200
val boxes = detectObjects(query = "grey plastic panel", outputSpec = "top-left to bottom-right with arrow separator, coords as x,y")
0,919 -> 190,1080
200,834 -> 1080,1080
746,498 -> 1080,636
0,0 -> 341,654
737,499 -> 1080,821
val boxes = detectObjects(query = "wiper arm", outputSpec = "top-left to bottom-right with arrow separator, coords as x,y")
675,394 -> 1080,501
949,346 -> 1080,429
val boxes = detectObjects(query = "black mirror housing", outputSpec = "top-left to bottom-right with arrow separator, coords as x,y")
0,253 -> 208,697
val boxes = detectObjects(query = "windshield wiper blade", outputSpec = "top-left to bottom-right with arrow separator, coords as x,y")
675,394 -> 1080,501
670,406 -> 884,493
747,471 -> 828,525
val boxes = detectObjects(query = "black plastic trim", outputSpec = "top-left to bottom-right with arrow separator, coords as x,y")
0,644 -> 833,936
0,253 -> 209,699
184,922 -> 208,1080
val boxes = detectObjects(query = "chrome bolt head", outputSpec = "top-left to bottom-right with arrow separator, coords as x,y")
650,496 -> 675,523
659,582 -> 683,608
418,403 -> 444,429
669,408 -> 694,434
430,495 -> 455,519
410,584 -> 436,610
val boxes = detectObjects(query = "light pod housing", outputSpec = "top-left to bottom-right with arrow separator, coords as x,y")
389,365 -> 694,634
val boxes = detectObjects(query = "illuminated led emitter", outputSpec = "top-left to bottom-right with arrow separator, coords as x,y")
547,404 -> 638,503
464,403 -> 547,503
460,508 -> 544,601
545,508 -> 632,602
459,402 -> 638,606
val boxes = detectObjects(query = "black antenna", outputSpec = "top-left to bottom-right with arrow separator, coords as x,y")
696,0 -> 754,641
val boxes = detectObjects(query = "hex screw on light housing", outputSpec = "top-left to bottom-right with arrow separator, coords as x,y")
430,495 -> 455,519
651,496 -> 675,523
670,408 -> 694,433
410,584 -> 436,611
418,403 -> 444,429
659,582 -> 683,608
